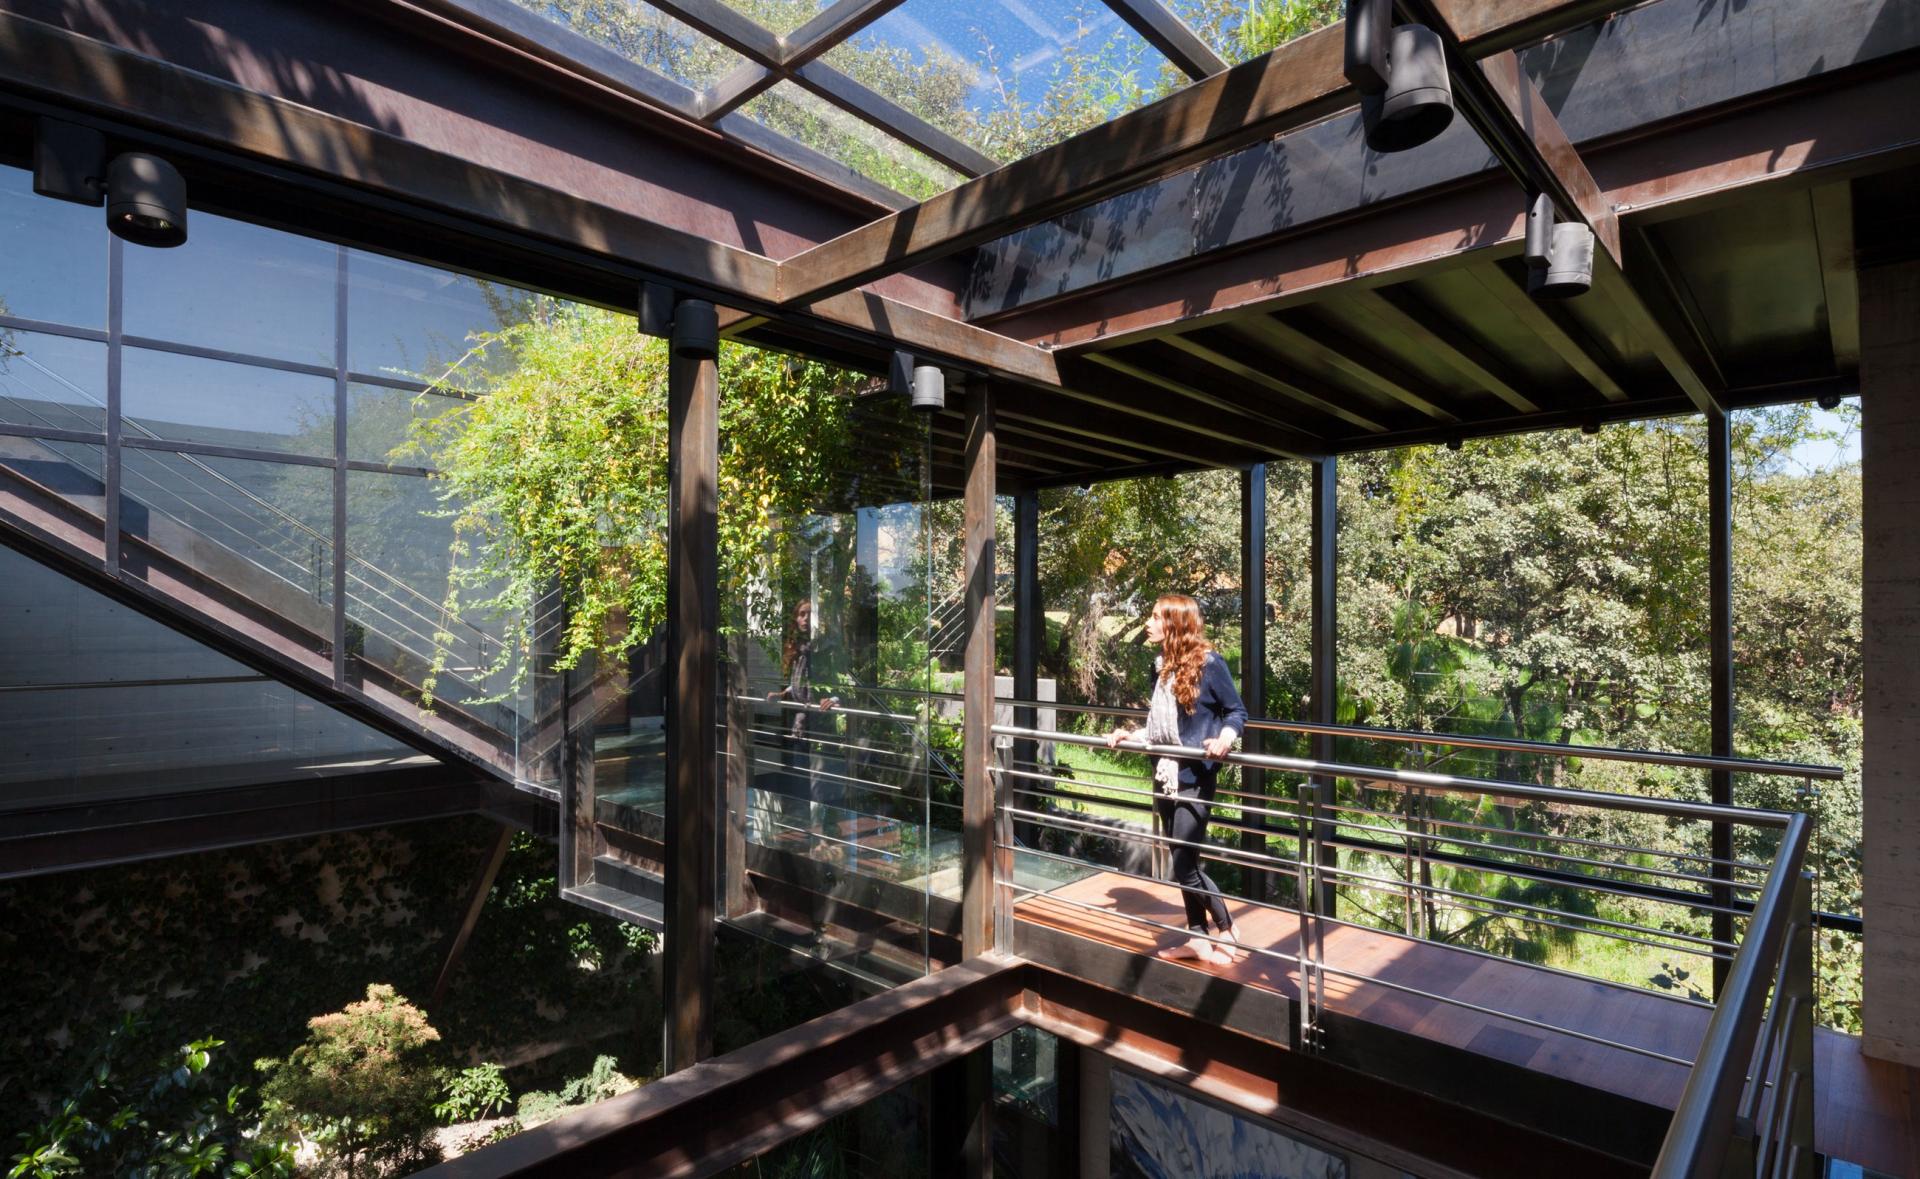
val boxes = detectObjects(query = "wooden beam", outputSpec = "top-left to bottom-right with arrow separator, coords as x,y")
1471,265 -> 1630,404
1103,0 -> 1228,80
1809,181 -> 1861,374
409,956 -> 1027,1179
1348,288 -> 1541,414
697,62 -> 779,123
1157,333 -> 1396,434
1234,314 -> 1460,423
961,385 -> 998,960
664,300 -> 720,1073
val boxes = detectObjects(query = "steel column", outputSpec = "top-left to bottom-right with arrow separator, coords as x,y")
429,822 -> 513,1008
1240,464 -> 1271,902
332,246 -> 350,688
103,235 -> 123,577
962,384 -> 1000,960
1310,456 -> 1338,917
1708,408 -> 1735,995
664,299 -> 720,1073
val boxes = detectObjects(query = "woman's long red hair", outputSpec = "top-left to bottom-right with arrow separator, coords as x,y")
1154,594 -> 1212,714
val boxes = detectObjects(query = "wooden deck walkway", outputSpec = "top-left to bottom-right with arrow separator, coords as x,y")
1016,871 -> 1917,1176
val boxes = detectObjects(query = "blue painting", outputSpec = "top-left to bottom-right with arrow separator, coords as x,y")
1111,1069 -> 1348,1179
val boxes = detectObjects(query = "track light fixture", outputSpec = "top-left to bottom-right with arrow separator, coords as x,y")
33,119 -> 188,247
1816,392 -> 1843,411
889,350 -> 946,412
1344,0 -> 1455,153
1524,194 -> 1594,300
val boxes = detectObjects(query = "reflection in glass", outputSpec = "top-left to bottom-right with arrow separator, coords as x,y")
345,248 -> 531,383
1164,0 -> 1343,68
1111,1067 -> 1348,1178
122,209 -> 337,366
0,164 -> 106,329
0,438 -> 107,563
347,383 -> 467,466
118,448 -> 335,655
0,331 -> 107,434
122,346 -> 335,458
0,546 -> 419,809
719,388 -> 943,986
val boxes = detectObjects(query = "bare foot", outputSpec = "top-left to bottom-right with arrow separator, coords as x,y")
1214,929 -> 1248,962
1155,940 -> 1203,961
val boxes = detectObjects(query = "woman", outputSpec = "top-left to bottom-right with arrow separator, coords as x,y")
768,598 -> 838,803
1105,594 -> 1247,965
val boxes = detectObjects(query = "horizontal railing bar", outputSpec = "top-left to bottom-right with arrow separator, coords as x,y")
1312,859 -> 1740,950
1000,803 -> 1304,875
741,695 -> 920,724
993,698 -> 1842,781
994,726 -> 1794,829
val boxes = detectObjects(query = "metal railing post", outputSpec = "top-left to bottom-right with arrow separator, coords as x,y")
1779,871 -> 1816,1179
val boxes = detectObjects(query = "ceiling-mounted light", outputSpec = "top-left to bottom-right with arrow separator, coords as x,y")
910,365 -> 946,413
105,153 -> 188,248
1345,0 -> 1455,154
1524,194 -> 1594,300
32,119 -> 188,248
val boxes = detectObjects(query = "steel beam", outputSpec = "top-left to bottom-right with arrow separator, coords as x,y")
1809,181 -> 1862,375
1707,408 -> 1734,996
1102,0 -> 1228,80
1309,457 -> 1337,917
1350,288 -> 1541,414
1239,463 -> 1271,903
663,299 -> 720,1073
430,823 -> 514,1008
1012,489 -> 1041,828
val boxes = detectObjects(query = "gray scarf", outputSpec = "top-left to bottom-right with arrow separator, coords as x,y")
1145,667 -> 1182,796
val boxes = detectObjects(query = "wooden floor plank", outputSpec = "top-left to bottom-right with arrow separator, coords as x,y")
1017,871 -> 1919,1170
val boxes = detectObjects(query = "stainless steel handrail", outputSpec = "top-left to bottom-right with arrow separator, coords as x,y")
991,695 -> 1844,781
1650,815 -> 1812,1178
994,725 -> 1793,828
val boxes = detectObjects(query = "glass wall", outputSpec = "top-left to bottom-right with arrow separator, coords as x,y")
0,161 -> 562,788
717,383 -> 945,986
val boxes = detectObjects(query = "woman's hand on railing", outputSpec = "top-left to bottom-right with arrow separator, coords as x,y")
1202,734 -> 1235,760
1104,724 -> 1136,750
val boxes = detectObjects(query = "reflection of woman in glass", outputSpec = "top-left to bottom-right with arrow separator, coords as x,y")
768,598 -> 837,801
1105,594 -> 1247,964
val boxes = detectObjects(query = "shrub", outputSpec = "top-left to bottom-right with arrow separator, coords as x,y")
255,985 -> 444,1178
434,1064 -> 510,1125
8,1015 -> 296,1179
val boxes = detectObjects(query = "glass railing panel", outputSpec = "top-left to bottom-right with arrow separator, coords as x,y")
0,329 -> 106,435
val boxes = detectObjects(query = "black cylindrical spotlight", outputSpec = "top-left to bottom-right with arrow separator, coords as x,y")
1816,392 -> 1843,410
1361,24 -> 1455,153
105,153 -> 187,247
672,299 -> 719,360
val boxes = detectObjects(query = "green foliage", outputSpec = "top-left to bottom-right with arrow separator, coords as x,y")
401,303 -> 862,702
510,1054 -> 635,1129
9,1017 -> 295,1179
255,985 -> 445,1178
434,1064 -> 511,1125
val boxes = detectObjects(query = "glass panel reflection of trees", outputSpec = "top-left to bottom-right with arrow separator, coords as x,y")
721,388 -> 950,985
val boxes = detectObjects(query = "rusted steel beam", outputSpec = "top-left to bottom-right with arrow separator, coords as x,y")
1468,47 -> 1621,266
430,823 -> 513,1008
1236,313 -> 1460,424
1809,181 -> 1862,375
1160,331 -> 1397,434
1347,288 -> 1541,414
411,955 -> 1028,1179
776,3 -> 1654,307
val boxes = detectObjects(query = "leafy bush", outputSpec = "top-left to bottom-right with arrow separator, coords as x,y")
255,985 -> 444,1178
511,1055 -> 637,1130
9,1015 -> 295,1179
434,1064 -> 511,1125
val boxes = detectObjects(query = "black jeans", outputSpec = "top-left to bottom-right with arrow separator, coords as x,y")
1156,779 -> 1232,934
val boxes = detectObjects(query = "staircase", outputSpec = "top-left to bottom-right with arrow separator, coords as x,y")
0,424 -> 567,789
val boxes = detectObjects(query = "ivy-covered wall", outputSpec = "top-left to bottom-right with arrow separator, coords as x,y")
0,816 -> 656,1141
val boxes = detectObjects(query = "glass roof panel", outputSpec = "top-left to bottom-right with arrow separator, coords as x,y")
507,0 -> 748,90
717,0 -> 828,37
1164,0 -> 1343,68
820,0 -> 1181,166
738,80 -> 965,201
